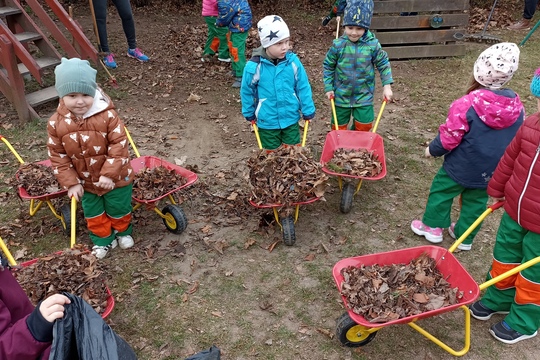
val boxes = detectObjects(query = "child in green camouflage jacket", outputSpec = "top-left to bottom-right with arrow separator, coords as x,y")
323,0 -> 393,131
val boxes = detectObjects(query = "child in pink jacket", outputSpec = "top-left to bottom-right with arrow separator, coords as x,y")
201,0 -> 230,62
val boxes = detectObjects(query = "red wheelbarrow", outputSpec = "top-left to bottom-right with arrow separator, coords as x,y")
320,99 -> 387,213
332,202 -> 540,356
1,135 -> 77,247
248,121 -> 321,246
125,128 -> 198,234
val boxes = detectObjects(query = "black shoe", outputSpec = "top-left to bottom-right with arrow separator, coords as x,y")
322,16 -> 332,26
489,321 -> 538,344
469,301 -> 509,320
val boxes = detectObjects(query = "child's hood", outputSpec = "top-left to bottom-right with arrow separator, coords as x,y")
469,88 -> 523,130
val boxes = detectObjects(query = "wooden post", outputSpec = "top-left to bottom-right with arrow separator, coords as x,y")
0,34 -> 31,123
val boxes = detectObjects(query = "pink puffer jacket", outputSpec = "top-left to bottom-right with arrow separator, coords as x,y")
202,0 -> 218,16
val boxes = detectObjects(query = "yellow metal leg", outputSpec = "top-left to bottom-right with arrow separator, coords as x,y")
28,199 -> 45,216
294,205 -> 300,223
273,207 -> 282,230
354,179 -> 363,195
407,305 -> 471,357
168,194 -> 177,205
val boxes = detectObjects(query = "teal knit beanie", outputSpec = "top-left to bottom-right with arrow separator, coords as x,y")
531,67 -> 540,98
54,57 -> 97,98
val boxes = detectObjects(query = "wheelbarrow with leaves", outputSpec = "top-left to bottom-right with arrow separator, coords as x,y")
0,236 -> 114,318
125,129 -> 198,234
332,201 -> 540,356
248,121 -> 322,246
1,135 -> 77,246
319,99 -> 387,214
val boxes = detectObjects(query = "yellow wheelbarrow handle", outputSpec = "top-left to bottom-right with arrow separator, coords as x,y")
251,121 -> 263,149
124,127 -> 141,158
0,135 -> 25,164
0,236 -> 17,266
330,97 -> 339,131
372,99 -> 387,134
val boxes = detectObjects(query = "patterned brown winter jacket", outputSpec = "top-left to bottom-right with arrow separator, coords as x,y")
47,88 -> 134,196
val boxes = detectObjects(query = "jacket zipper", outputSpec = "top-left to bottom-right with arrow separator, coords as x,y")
517,144 -> 540,224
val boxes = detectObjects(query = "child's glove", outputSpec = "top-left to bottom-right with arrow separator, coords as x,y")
424,146 -> 432,158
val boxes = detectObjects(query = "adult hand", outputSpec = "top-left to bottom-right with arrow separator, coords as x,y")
382,85 -> 393,102
67,184 -> 84,201
326,91 -> 335,100
39,294 -> 71,323
94,176 -> 114,190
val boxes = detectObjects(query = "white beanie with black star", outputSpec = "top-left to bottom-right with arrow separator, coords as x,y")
257,15 -> 290,48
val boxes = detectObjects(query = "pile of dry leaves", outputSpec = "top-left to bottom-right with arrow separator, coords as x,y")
14,246 -> 110,315
247,146 -> 327,206
13,163 -> 61,196
326,148 -> 382,177
340,253 -> 462,323
133,166 -> 188,200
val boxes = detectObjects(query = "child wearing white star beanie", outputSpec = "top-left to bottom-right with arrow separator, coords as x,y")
49,57 -> 135,259
241,15 -> 315,150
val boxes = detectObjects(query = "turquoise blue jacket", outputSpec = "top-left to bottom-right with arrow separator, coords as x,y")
323,31 -> 393,107
241,48 -> 315,130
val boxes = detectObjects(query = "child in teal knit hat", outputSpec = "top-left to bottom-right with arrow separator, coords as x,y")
468,67 -> 540,344
48,57 -> 135,259
323,0 -> 393,131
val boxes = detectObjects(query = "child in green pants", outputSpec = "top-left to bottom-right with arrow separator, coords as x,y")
201,0 -> 230,62
468,67 -> 540,344
411,43 -> 524,250
323,0 -> 393,131
240,15 -> 315,150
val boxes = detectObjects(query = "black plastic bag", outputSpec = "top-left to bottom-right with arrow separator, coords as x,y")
184,345 -> 221,360
49,292 -> 137,360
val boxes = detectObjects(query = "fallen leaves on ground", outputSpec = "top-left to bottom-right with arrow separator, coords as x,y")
14,245 -> 110,315
133,165 -> 187,200
340,252 -> 462,323
326,148 -> 382,177
13,163 -> 61,197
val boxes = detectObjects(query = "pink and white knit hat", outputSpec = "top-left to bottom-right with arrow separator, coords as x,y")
473,42 -> 520,90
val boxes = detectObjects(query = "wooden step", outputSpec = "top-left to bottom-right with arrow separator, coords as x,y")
14,31 -> 41,43
17,56 -> 60,76
26,85 -> 58,107
0,6 -> 21,17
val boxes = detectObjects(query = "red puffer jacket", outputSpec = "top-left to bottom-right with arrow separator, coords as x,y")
47,88 -> 134,196
487,112 -> 540,233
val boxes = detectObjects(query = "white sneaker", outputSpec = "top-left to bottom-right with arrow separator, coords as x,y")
218,57 -> 231,63
117,235 -> 134,249
92,239 -> 118,259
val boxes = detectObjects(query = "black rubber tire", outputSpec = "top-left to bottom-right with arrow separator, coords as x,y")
60,203 -> 75,236
162,204 -> 188,234
340,182 -> 355,214
281,216 -> 296,246
336,312 -> 377,347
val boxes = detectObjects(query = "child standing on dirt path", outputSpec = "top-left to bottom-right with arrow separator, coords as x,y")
468,67 -> 540,345
47,58 -> 135,260
240,15 -> 315,150
216,0 -> 252,88
321,0 -> 347,26
323,0 -> 393,131
201,0 -> 230,63
92,0 -> 149,69
411,43 -> 524,251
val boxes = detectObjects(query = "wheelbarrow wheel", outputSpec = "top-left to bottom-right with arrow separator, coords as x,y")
340,182 -> 355,214
281,216 -> 296,246
59,203 -> 77,236
162,204 -> 188,234
336,312 -> 377,347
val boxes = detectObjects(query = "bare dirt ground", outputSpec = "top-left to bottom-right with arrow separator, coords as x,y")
2,1 -> 540,359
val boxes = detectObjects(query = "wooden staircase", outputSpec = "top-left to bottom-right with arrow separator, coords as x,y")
0,0 -> 98,123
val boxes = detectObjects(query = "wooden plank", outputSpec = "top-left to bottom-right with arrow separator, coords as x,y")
26,85 -> 58,107
13,31 -> 41,43
0,6 -> 20,16
371,14 -> 469,30
17,56 -> 59,75
374,0 -> 469,14
375,29 -> 465,45
384,44 -> 467,60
